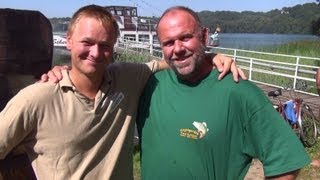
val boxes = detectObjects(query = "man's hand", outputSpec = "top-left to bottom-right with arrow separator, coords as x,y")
39,65 -> 70,83
211,53 -> 247,82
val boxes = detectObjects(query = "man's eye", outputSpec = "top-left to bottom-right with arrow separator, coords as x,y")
163,41 -> 173,47
182,37 -> 191,42
100,44 -> 110,48
82,41 -> 93,46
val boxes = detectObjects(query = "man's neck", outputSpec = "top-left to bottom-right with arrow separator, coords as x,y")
183,57 -> 212,84
69,70 -> 104,100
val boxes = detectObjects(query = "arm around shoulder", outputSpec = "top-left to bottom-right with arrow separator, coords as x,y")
265,169 -> 300,180
0,89 -> 34,159
145,59 -> 169,74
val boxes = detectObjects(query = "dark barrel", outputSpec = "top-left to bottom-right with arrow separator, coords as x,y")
0,8 -> 53,180
0,8 -> 53,78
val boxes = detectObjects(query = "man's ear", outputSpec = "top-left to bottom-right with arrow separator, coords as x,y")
66,33 -> 72,50
202,27 -> 210,46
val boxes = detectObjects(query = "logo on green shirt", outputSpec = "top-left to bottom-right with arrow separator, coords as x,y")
179,121 -> 209,139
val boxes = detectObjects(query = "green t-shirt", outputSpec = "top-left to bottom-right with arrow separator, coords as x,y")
137,69 -> 310,180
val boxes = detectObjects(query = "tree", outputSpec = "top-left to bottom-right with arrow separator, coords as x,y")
311,17 -> 320,36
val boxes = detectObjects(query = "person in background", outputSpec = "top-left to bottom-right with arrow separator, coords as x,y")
209,26 -> 220,47
0,61 -> 13,111
310,68 -> 320,168
0,4 -> 244,180
316,68 -> 320,96
137,6 -> 310,180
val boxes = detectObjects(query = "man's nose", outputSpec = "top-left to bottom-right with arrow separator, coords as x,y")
89,44 -> 101,57
173,40 -> 185,53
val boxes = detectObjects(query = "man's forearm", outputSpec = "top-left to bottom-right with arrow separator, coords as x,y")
157,59 -> 169,71
265,169 -> 300,180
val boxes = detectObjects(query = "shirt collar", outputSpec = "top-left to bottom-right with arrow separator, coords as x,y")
59,69 -> 112,93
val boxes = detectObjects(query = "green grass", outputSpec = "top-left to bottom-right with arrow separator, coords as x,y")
259,40 -> 320,61
298,139 -> 320,179
133,146 -> 141,180
52,49 -> 152,66
259,40 -> 320,94
114,50 -> 152,63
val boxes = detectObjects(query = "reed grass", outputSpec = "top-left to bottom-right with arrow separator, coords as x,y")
259,40 -> 320,60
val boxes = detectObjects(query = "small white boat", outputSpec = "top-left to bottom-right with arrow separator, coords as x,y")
53,34 -> 67,48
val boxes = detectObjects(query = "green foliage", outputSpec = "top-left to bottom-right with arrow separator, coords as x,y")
113,50 -> 153,63
133,146 -> 141,180
198,3 -> 320,34
260,40 -> 320,62
50,3 -> 320,35
311,17 -> 320,36
52,49 -> 153,67
299,138 -> 320,179
52,53 -> 70,66
49,17 -> 70,32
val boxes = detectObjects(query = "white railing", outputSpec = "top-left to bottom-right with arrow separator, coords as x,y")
115,40 -> 320,95
209,46 -> 320,96
116,37 -> 163,58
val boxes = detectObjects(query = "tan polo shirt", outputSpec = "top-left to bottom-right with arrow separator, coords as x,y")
0,61 -> 159,180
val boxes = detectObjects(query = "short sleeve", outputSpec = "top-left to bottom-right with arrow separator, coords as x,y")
243,104 -> 310,176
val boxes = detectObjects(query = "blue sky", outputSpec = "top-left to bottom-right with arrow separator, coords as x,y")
0,0 -> 317,18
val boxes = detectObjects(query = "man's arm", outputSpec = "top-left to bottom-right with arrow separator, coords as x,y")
157,59 -> 170,71
207,53 -> 247,82
0,90 -> 35,159
155,53 -> 247,81
265,169 -> 300,180
40,54 -> 245,83
39,65 -> 70,83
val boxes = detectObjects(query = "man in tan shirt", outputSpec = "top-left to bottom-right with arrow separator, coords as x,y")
0,4 -> 243,180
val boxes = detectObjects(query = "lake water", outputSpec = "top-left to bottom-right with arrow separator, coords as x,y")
53,33 -> 320,60
216,33 -> 320,50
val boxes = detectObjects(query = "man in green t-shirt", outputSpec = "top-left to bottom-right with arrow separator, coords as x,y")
137,6 -> 310,179
311,68 -> 320,168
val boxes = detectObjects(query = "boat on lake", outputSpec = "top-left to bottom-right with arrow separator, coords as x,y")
53,5 -> 158,49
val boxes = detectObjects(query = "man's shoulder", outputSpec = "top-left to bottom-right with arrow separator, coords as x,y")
108,62 -> 145,71
4,82 -> 61,111
221,75 -> 259,90
217,75 -> 265,100
237,80 -> 262,93
145,70 -> 171,84
108,62 -> 151,76
19,82 -> 60,101
153,69 -> 171,77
